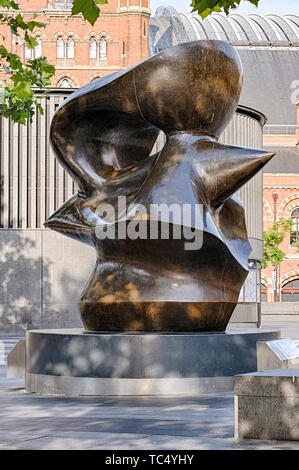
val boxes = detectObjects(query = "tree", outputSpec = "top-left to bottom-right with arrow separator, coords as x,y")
0,0 -> 108,124
73,1 -> 262,23
262,217 -> 293,270
190,0 -> 260,18
0,1 -> 55,124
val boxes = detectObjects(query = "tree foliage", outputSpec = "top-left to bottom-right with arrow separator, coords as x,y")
0,1 -> 55,124
190,0 -> 260,18
0,0 -> 111,124
262,218 -> 293,269
72,0 -> 108,26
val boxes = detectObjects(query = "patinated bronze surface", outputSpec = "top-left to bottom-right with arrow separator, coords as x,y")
45,41 -> 274,332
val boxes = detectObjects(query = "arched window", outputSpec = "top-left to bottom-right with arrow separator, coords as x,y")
24,43 -> 32,60
56,36 -> 65,58
54,0 -> 73,8
290,208 -> 299,245
90,76 -> 101,83
58,78 -> 71,88
34,37 -> 42,59
99,38 -> 107,60
66,37 -> 74,59
281,279 -> 299,302
261,283 -> 267,302
89,37 -> 97,59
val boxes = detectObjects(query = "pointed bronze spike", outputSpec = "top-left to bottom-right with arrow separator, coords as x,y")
197,145 -> 275,209
44,194 -> 96,244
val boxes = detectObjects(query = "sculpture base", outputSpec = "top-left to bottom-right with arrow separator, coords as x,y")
25,328 -> 280,396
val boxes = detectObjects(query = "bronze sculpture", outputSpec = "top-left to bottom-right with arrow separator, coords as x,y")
45,40 -> 274,332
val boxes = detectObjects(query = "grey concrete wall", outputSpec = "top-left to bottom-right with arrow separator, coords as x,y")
0,229 -> 95,332
262,302 -> 299,323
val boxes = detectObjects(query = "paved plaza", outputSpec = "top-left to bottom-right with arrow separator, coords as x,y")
0,325 -> 299,450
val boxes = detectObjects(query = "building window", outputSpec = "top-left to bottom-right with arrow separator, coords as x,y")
58,78 -> 71,88
89,37 -> 97,59
24,37 -> 42,60
290,208 -> 299,245
99,38 -> 107,60
57,36 -> 65,58
34,37 -> 42,59
281,279 -> 299,301
24,43 -> 32,60
66,37 -> 75,59
54,0 -> 73,9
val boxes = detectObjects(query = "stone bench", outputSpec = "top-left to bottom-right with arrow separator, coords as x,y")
257,339 -> 299,371
234,369 -> 299,441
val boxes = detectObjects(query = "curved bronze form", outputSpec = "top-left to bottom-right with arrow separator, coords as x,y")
45,41 -> 274,332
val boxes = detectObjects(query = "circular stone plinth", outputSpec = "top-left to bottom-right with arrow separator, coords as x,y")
25,328 -> 280,396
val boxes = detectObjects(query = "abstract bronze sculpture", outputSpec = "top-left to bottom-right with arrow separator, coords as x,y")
46,41 -> 274,332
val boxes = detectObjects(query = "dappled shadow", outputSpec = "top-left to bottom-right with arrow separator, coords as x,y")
235,370 -> 299,441
0,227 -> 98,333
0,231 -> 51,333
27,329 -> 280,379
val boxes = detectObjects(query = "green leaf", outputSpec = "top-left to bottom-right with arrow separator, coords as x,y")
0,1 -> 19,9
26,20 -> 46,32
25,35 -> 38,49
72,0 -> 107,26
10,26 -> 19,36
41,70 -> 53,83
262,216 -> 292,268
190,0 -> 260,17
200,8 -> 212,19
14,80 -> 32,99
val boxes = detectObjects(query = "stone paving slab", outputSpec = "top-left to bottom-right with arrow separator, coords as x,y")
2,432 -> 299,450
0,431 -> 52,449
0,416 -> 233,438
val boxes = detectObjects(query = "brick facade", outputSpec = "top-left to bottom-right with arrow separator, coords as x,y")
262,101 -> 299,301
0,0 -> 150,87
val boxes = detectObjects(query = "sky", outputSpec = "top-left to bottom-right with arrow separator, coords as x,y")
149,0 -> 299,17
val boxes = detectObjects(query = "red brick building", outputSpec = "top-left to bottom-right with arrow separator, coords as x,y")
262,101 -> 299,302
1,0 -> 150,87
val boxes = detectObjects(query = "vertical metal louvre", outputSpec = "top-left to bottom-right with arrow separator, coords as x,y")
220,113 -> 264,244
0,90 -> 75,229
